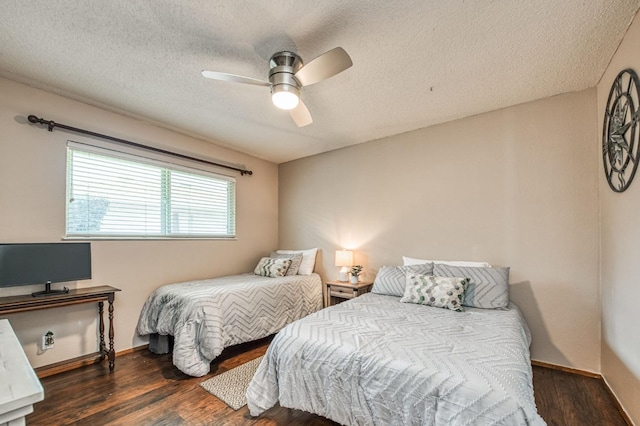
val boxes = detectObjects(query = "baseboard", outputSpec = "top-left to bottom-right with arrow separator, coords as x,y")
601,376 -> 635,426
115,344 -> 149,357
532,360 -> 633,426
531,359 -> 600,378
35,344 -> 149,378
35,352 -> 104,378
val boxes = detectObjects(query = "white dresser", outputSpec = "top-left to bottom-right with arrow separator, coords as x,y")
0,319 -> 44,426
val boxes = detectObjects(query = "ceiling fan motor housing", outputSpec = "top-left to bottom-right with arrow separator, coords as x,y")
269,51 -> 303,97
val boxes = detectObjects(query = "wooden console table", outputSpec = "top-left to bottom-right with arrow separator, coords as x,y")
0,286 -> 121,372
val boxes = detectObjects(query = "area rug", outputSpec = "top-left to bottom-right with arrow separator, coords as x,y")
200,356 -> 263,410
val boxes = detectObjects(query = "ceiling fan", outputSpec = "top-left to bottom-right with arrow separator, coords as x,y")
201,47 -> 352,127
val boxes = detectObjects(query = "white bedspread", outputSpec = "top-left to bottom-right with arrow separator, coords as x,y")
247,293 -> 545,425
136,273 -> 323,377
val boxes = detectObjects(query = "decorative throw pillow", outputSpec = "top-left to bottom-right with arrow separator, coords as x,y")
253,257 -> 292,278
270,252 -> 303,276
371,263 -> 434,297
402,256 -> 491,267
433,264 -> 510,309
400,273 -> 468,312
276,248 -> 318,275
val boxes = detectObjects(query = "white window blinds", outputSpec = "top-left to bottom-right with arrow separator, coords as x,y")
66,142 -> 236,238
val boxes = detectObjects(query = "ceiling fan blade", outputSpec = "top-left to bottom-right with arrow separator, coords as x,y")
201,70 -> 270,87
294,47 -> 353,86
289,100 -> 313,127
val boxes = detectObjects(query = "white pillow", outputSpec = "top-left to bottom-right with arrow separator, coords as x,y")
277,248 -> 318,275
402,256 -> 491,268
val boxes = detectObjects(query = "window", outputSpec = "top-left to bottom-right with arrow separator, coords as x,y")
66,142 -> 236,238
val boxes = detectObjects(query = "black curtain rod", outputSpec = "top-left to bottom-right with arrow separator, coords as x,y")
27,115 -> 253,176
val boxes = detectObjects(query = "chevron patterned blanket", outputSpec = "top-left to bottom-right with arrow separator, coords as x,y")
247,293 -> 546,425
136,273 -> 323,377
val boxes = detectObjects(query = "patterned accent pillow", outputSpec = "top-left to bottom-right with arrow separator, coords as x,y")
253,257 -> 292,278
433,264 -> 510,309
276,248 -> 318,275
270,252 -> 303,276
371,263 -> 434,297
400,273 -> 469,312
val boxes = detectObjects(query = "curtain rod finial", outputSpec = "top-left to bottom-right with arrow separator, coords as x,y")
27,114 -> 54,131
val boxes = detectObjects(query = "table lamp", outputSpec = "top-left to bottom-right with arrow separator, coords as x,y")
335,249 -> 353,282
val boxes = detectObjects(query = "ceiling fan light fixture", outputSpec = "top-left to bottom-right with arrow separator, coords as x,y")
202,47 -> 351,126
271,85 -> 300,110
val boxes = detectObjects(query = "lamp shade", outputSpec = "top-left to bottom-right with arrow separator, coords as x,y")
335,250 -> 353,267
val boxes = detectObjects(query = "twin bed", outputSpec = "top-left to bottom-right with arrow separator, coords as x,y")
136,248 -> 321,376
136,272 -> 323,377
137,254 -> 545,425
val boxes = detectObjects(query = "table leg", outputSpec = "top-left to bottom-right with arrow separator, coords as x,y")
108,295 -> 115,371
98,301 -> 106,361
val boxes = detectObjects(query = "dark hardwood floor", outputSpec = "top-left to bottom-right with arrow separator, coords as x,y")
532,365 -> 628,426
28,339 -> 628,425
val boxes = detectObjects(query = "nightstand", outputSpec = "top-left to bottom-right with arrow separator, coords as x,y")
325,280 -> 374,307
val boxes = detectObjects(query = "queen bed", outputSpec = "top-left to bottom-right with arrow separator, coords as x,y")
246,261 -> 546,425
136,249 -> 322,377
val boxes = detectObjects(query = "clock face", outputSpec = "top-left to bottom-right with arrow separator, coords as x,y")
603,68 -> 640,192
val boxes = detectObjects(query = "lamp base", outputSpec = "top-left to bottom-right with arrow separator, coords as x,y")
339,268 -> 349,282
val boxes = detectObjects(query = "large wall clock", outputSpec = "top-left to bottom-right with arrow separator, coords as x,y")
603,68 -> 640,192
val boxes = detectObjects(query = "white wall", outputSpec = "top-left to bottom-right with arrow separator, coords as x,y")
597,10 -> 640,423
0,77 -> 279,368
279,89 -> 600,372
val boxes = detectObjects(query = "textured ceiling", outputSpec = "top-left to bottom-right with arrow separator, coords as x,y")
1,1 -> 639,163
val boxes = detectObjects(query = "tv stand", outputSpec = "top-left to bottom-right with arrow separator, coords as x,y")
0,286 -> 121,373
31,281 -> 70,297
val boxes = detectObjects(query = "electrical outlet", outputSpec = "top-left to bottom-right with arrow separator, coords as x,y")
42,331 -> 54,350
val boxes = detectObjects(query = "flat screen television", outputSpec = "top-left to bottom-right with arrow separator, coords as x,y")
0,243 -> 92,297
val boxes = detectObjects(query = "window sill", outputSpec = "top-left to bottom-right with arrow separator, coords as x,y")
62,236 -> 238,241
